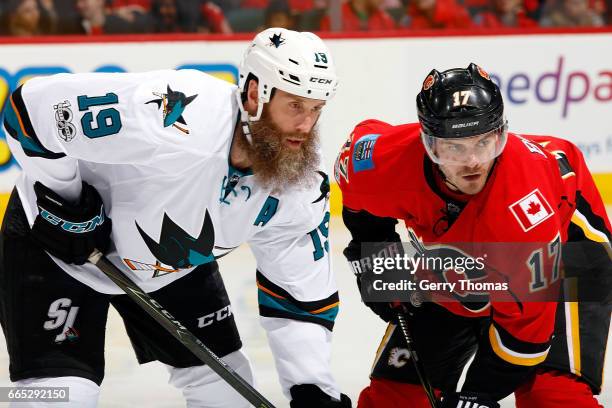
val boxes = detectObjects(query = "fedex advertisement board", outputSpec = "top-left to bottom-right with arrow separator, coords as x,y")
0,32 -> 610,212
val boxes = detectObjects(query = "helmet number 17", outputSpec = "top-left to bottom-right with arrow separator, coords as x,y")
452,90 -> 472,107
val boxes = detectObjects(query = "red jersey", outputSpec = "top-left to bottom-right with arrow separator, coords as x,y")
320,3 -> 396,31
107,0 -> 151,10
201,2 -> 229,33
404,0 -> 475,29
476,11 -> 538,28
528,135 -> 611,393
336,120 -> 574,366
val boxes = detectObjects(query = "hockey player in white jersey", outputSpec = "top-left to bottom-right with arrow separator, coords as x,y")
0,28 -> 351,408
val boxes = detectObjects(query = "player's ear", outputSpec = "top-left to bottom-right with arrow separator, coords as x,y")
245,79 -> 259,116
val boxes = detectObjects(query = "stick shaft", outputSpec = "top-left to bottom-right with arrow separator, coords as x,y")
89,250 -> 276,408
395,310 -> 438,408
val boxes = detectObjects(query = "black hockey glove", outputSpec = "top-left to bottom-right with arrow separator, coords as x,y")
344,240 -> 405,323
342,208 -> 413,323
355,272 -> 397,322
439,392 -> 500,408
31,181 -> 112,265
290,384 -> 351,408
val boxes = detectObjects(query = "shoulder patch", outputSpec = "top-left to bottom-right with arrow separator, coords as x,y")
145,84 -> 198,135
509,189 -> 554,232
352,134 -> 380,173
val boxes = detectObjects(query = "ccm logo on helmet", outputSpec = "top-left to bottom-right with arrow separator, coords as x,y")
310,77 -> 333,84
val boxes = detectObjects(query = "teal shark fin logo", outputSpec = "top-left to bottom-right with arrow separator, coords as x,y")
135,211 -> 215,269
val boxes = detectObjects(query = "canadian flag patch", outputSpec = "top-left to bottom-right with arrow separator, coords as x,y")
509,189 -> 554,232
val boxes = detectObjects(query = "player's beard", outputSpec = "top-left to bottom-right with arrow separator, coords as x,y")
240,110 -> 319,193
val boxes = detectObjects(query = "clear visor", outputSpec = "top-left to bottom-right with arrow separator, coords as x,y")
422,125 -> 508,166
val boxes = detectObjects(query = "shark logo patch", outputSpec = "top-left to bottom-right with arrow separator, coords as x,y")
146,85 -> 198,134
135,211 -> 215,270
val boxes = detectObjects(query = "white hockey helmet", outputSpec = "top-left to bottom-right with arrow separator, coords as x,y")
237,27 -> 339,122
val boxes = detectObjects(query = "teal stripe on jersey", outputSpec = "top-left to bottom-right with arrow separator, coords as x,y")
4,100 -> 46,155
258,289 -> 339,323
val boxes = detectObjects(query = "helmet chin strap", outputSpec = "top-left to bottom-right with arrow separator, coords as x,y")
436,165 -> 463,193
234,88 -> 266,145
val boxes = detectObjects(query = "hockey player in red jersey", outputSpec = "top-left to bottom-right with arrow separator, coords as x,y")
336,63 -> 611,407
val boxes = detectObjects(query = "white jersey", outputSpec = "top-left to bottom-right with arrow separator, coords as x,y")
5,69 -> 341,399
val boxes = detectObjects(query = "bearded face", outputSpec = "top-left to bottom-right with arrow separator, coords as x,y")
239,105 -> 320,193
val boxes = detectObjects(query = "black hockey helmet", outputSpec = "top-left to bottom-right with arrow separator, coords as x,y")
417,63 -> 508,165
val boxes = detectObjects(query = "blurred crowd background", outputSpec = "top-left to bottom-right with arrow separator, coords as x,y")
0,0 -> 610,37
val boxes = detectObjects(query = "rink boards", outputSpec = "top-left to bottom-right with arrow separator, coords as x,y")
0,30 -> 610,217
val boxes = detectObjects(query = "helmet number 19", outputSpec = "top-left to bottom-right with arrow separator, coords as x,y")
314,53 -> 328,65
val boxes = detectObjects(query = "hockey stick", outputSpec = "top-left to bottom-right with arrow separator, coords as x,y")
88,249 -> 276,408
393,305 -> 438,408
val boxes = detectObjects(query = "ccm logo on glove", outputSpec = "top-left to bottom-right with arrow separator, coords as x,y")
39,207 -> 106,233
32,181 -> 112,265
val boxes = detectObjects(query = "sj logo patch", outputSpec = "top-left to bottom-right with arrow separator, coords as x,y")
509,189 -> 554,232
43,298 -> 80,343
